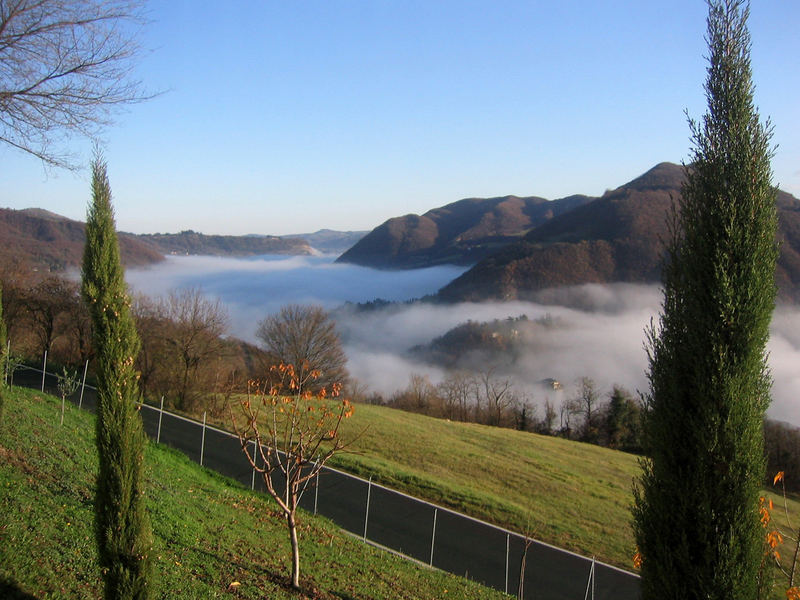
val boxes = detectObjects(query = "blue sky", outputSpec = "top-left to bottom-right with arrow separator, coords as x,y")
2,1 -> 798,236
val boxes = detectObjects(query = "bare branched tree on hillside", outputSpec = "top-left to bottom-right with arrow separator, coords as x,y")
478,368 -> 515,426
256,304 -> 348,393
573,377 -> 601,443
0,0 -> 150,168
23,276 -> 74,357
161,288 -> 228,411
437,371 -> 475,421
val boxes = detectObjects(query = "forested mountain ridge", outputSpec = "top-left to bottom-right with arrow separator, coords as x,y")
336,193 -> 593,269
0,208 -> 322,272
438,163 -> 800,302
138,230 -> 313,257
0,207 -> 164,271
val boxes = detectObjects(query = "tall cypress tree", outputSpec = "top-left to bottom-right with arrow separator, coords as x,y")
632,1 -> 778,598
82,157 -> 153,599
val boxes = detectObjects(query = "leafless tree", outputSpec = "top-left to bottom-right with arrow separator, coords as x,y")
559,396 -> 581,439
60,285 -> 92,364
573,376 -> 602,443
437,371 -> 475,421
23,275 -> 72,357
256,304 -> 348,394
131,293 -> 168,400
537,398 -> 557,435
0,0 -> 150,168
161,288 -> 228,411
477,368 -> 515,426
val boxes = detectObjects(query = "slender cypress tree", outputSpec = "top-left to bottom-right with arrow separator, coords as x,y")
632,2 -> 778,598
82,157 -> 154,599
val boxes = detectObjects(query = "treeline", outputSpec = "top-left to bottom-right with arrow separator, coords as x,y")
0,263 -> 268,417
368,371 -> 643,453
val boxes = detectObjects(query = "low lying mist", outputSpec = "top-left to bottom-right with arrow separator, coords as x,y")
126,254 -> 467,340
126,255 -> 800,426
336,284 -> 661,407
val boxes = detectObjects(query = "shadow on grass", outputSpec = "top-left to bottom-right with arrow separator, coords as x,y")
0,578 -> 38,599
187,544 -> 360,599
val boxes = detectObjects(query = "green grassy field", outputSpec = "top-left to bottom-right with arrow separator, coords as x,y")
325,403 -> 800,597
313,402 -> 642,569
222,396 -> 800,577
0,388 -> 507,599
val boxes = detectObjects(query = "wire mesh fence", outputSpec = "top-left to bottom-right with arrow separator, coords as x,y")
11,362 -> 641,599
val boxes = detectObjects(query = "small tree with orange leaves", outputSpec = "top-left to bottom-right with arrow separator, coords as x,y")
761,471 -> 800,599
231,363 -> 354,591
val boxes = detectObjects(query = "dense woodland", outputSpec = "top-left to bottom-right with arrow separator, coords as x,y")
4,263 -> 799,491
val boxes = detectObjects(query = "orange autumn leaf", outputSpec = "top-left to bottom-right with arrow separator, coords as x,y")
632,551 -> 643,569
767,530 -> 784,548
787,587 -> 800,600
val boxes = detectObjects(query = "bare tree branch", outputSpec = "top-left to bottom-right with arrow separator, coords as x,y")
0,0 -> 152,169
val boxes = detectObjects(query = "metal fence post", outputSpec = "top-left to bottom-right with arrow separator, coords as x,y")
251,441 -> 257,491
41,351 -> 47,392
314,461 -> 319,515
4,340 -> 9,385
200,411 -> 207,466
156,396 -> 164,444
78,359 -> 88,409
430,507 -> 438,567
584,556 -> 596,600
363,475 -> 372,542
505,533 -> 510,594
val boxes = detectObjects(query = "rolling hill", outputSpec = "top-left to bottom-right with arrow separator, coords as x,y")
0,207 -> 164,271
336,193 -> 592,269
438,163 -> 800,302
0,208 -> 325,273
138,229 -> 313,257
283,229 -> 368,254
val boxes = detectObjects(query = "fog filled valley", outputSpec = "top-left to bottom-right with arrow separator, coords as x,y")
124,254 -> 800,429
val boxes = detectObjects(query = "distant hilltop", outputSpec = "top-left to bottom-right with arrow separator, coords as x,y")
137,230 -> 313,258
0,209 -> 364,273
281,229 -> 368,255
337,193 -> 592,269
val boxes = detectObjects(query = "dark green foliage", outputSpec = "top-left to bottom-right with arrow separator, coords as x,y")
604,386 -> 641,453
632,1 -> 778,598
82,158 -> 154,599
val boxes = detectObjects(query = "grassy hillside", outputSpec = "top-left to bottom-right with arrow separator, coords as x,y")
328,403 -> 641,569
287,400 -> 800,584
0,388 -> 506,599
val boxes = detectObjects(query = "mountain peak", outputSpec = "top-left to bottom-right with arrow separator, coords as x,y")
618,162 -> 685,192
